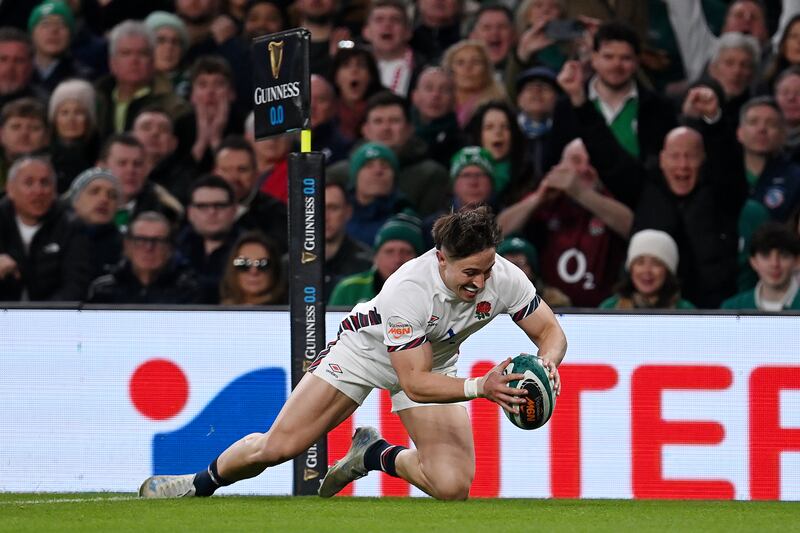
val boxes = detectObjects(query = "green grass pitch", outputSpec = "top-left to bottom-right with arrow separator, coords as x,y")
0,493 -> 797,532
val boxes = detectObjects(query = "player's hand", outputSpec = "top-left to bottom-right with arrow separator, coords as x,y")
538,356 -> 561,396
557,60 -> 586,107
478,357 -> 528,415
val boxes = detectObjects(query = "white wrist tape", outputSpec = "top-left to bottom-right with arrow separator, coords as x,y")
464,378 -> 480,399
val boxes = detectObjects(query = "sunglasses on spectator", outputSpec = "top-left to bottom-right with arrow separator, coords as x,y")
191,202 -> 233,211
127,235 -> 171,247
233,256 -> 271,272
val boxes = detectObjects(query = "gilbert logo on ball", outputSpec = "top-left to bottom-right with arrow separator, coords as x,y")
502,353 -> 555,430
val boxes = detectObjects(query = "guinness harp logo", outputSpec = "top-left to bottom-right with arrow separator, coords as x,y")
268,40 -> 284,79
301,251 -> 317,264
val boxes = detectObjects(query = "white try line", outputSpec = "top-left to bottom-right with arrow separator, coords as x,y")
0,495 -> 139,506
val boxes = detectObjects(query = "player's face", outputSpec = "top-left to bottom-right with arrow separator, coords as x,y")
437,247 -> 496,301
629,255 -> 668,298
749,249 -> 795,290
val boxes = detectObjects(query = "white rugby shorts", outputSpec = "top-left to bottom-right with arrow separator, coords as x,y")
309,342 -> 460,412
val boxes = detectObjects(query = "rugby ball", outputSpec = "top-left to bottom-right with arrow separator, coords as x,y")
502,353 -> 556,430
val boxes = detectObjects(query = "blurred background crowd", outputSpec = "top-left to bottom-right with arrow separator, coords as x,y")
0,0 -> 799,311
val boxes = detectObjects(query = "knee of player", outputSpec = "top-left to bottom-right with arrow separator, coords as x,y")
429,473 -> 472,501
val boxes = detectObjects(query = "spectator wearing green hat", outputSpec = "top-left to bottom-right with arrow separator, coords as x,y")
346,141 -> 413,249
326,92 -> 451,217
330,213 -> 425,306
144,11 -> 191,94
29,1 -> 92,96
498,235 -> 571,308
421,146 -> 498,248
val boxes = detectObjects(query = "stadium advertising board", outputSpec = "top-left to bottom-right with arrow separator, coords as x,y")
0,310 -> 798,500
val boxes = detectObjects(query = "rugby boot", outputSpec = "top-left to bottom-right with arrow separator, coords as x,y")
318,426 -> 381,497
138,474 -> 197,498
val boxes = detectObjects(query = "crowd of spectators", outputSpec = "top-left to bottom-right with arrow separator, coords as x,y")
1,0 -> 800,311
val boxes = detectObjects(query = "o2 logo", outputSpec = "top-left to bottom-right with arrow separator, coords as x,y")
557,248 -> 596,291
269,104 -> 285,126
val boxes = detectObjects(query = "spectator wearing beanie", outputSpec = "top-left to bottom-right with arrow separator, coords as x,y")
49,79 -> 101,192
144,11 -> 191,94
28,1 -> 93,95
497,235 -> 571,308
600,229 -> 695,309
346,141 -> 413,249
68,167 -> 124,279
329,212 -> 424,306
721,222 -> 800,311
422,146 -> 497,248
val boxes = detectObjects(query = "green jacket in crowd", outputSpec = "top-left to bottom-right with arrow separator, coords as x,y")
328,268 -> 379,307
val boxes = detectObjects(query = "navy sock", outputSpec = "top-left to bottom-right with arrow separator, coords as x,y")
193,458 -> 232,496
363,440 -> 407,478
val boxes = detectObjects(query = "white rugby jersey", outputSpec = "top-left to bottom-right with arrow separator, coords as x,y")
310,248 -> 540,372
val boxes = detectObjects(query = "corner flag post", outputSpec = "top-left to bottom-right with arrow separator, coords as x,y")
252,28 -> 328,496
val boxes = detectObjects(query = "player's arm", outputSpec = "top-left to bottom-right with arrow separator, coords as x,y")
514,299 -> 567,395
390,342 -> 528,414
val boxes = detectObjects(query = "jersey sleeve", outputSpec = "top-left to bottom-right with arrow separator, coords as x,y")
498,256 -> 541,322
377,279 -> 430,353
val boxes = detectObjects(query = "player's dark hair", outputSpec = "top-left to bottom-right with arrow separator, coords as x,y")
432,205 -> 502,259
750,221 -> 800,256
593,21 -> 640,55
